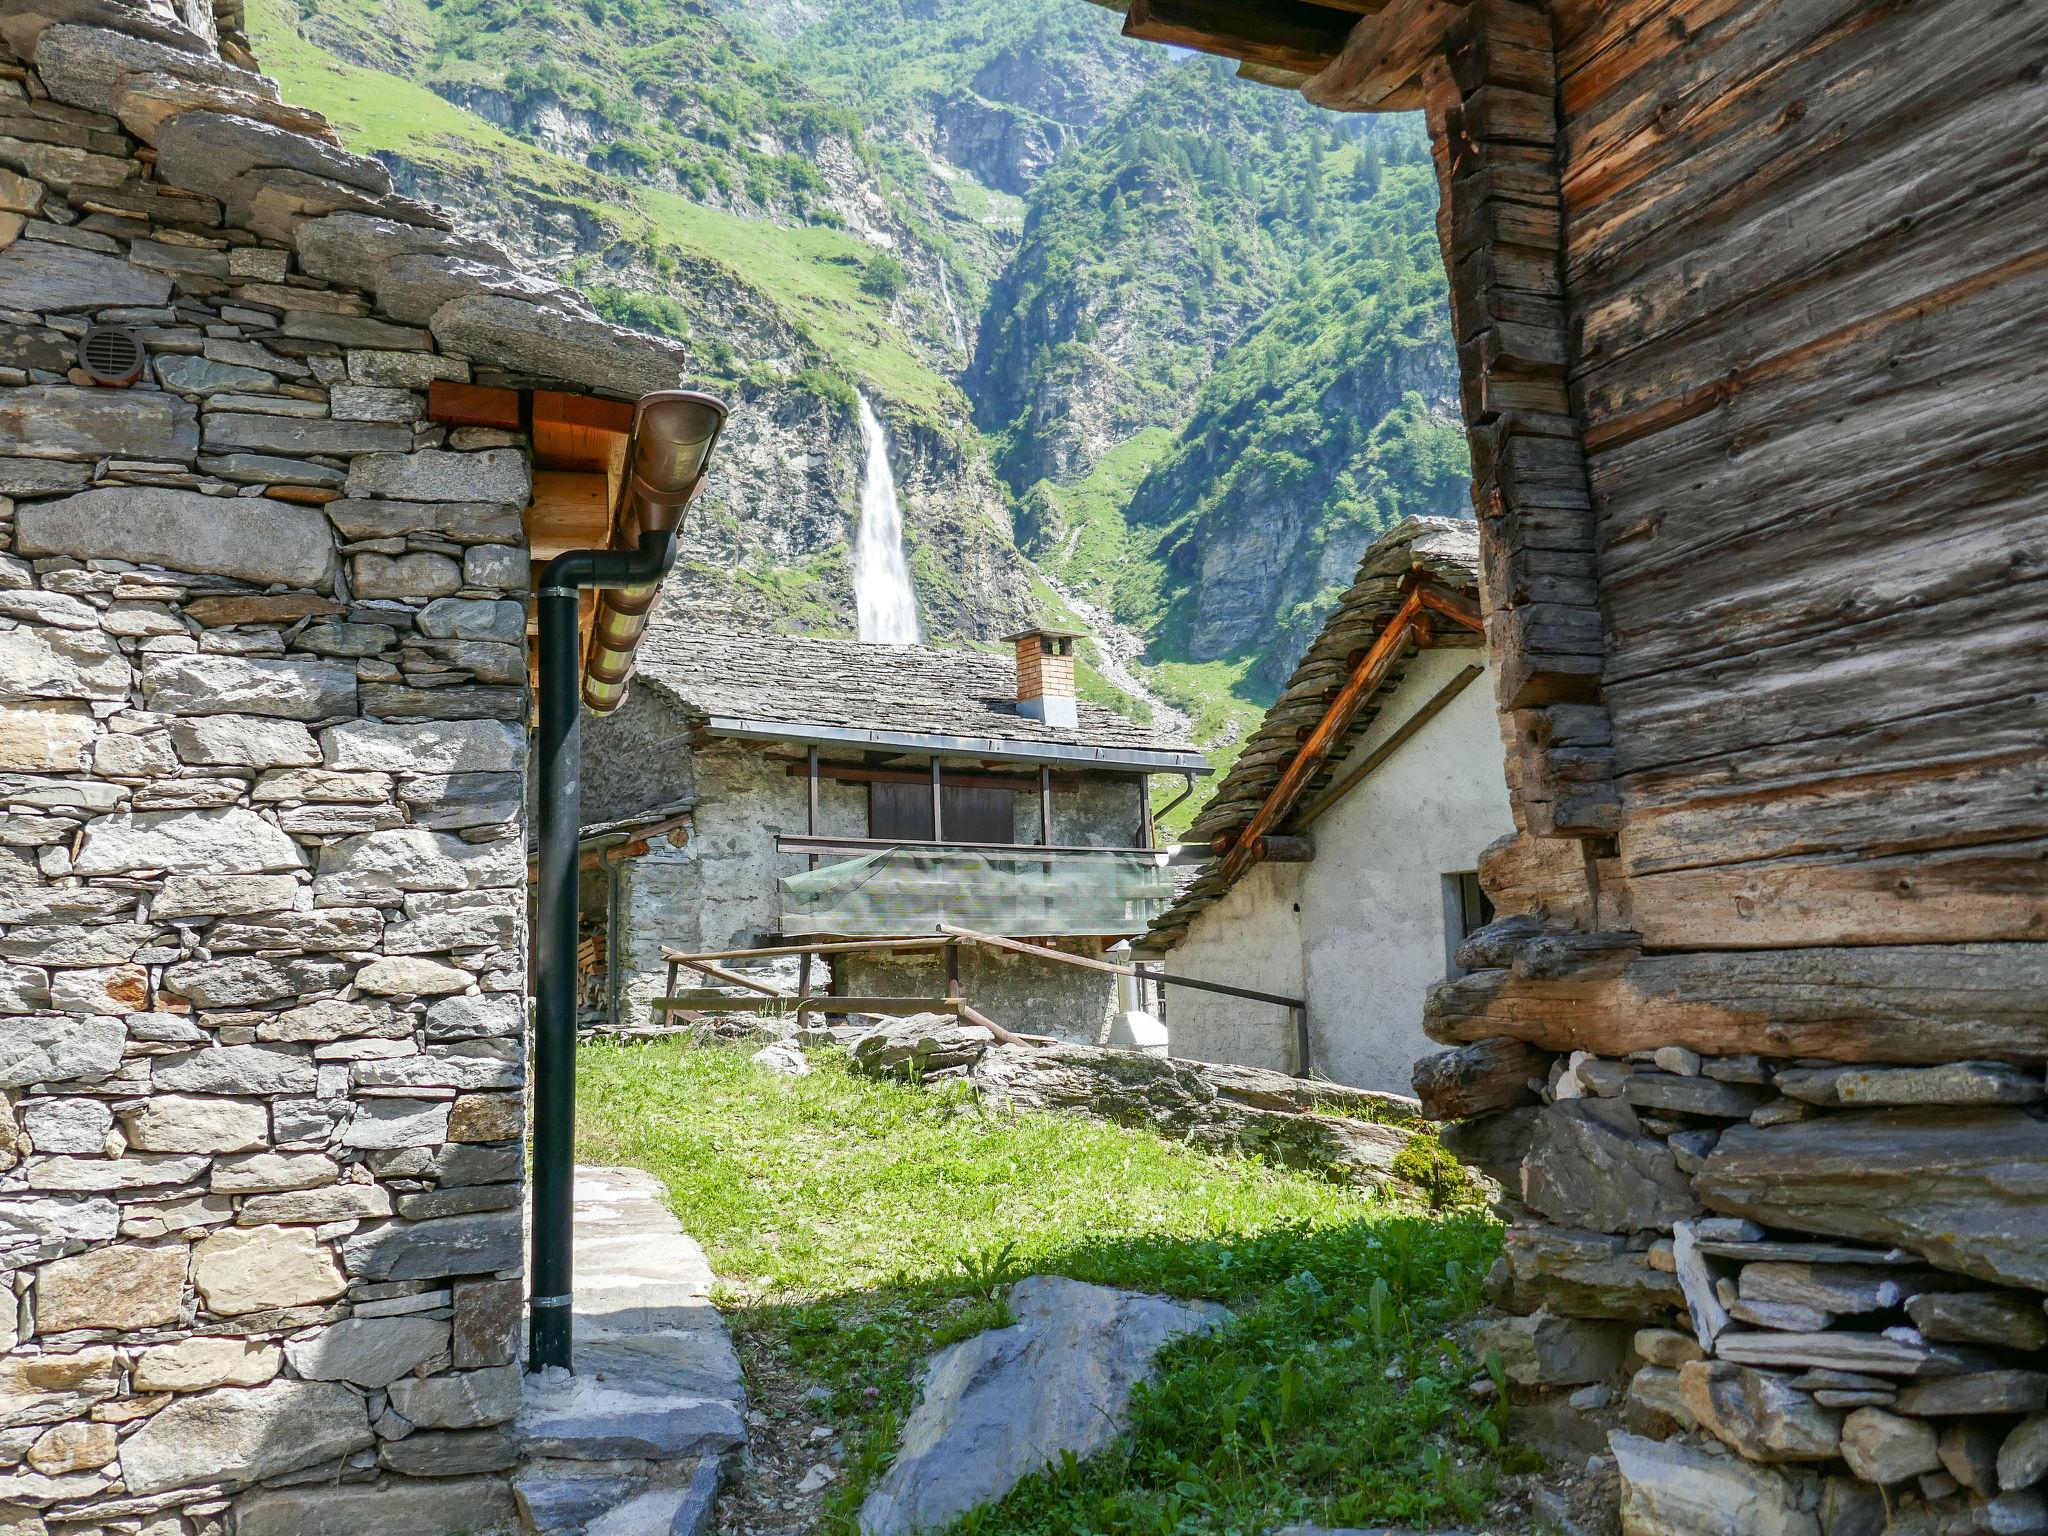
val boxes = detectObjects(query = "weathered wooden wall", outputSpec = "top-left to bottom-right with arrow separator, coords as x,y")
1552,0 -> 2048,953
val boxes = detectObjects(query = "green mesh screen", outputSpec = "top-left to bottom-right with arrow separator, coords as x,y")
780,846 -> 1174,938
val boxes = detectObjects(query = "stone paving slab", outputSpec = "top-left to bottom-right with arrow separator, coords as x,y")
516,1166 -> 747,1536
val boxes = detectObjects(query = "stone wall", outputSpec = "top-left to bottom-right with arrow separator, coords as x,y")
0,8 -> 650,1530
1424,1026 -> 2048,1536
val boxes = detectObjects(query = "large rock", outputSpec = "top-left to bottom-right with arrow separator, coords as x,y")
131,1337 -> 280,1393
1466,1312 -> 1631,1387
294,210 -> 504,288
151,1044 -> 315,1095
16,488 -> 336,588
32,22 -> 275,116
1839,1407 -> 1941,1485
340,1209 -> 522,1282
321,717 -> 524,774
0,700 -> 96,772
315,828 -> 522,901
284,1314 -> 450,1388
344,447 -> 530,504
1610,1430 -> 1822,1536
168,715 -> 320,768
0,626 -> 130,701
0,1016 -> 122,1089
202,412 -> 412,459
118,1094 -> 268,1154
1696,1109 -> 2048,1289
1486,1224 -> 1685,1321
379,252 -> 570,326
189,1224 -> 347,1315
849,1015 -> 990,1079
2002,1415 -> 2048,1492
33,1243 -> 185,1332
1520,1099 -> 1701,1234
152,109 -> 400,239
160,954 -> 349,1007
968,1040 -> 1414,1183
1679,1362 -> 1843,1463
142,654 -> 356,721
0,1346 -> 119,1432
75,806 -> 303,877
430,291 -> 688,395
385,1364 -> 521,1429
0,242 -> 170,310
117,1378 -> 372,1494
0,384 -> 196,462
234,1475 -> 520,1536
858,1276 -> 1227,1536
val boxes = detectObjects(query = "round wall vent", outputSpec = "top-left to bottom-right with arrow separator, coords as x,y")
79,326 -> 147,388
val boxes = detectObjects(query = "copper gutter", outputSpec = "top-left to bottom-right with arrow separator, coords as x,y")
580,390 -> 728,713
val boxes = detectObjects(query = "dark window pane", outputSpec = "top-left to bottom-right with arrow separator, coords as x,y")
942,785 -> 1013,844
870,782 -> 933,841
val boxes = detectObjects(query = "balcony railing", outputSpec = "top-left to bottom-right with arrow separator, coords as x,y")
774,835 -> 1173,939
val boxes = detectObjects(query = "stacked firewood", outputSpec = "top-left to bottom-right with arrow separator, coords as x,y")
1418,1038 -> 2048,1535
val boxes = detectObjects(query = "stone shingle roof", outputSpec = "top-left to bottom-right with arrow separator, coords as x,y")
1145,516 -> 1484,948
634,628 -> 1206,769
2,1 -> 685,399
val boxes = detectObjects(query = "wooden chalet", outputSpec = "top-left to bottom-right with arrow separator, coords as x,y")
1094,0 -> 2048,1526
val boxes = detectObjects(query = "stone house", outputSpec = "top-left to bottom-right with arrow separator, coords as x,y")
581,626 -> 1208,1038
0,3 -> 691,1532
1140,518 -> 1509,1094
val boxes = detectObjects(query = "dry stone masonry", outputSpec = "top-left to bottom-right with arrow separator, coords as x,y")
1420,954 -> 2048,1536
0,2 -> 687,1532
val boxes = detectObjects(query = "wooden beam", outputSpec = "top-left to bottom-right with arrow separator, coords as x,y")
427,380 -> 520,431
661,937 -> 943,964
1295,663 -> 1485,828
676,958 -> 788,998
1124,0 -> 1356,76
524,471 -> 612,561
1302,0 -> 1459,111
652,994 -> 966,1017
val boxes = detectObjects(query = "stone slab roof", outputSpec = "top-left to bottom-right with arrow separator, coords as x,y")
1,0 -> 686,398
1144,516 -> 1483,948
634,628 -> 1208,772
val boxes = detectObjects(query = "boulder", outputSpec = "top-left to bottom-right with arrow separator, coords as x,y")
1905,1291 -> 2048,1351
430,290 -> 688,396
0,1345 -> 120,1433
160,954 -> 349,1007
1893,1372 -> 2048,1417
0,700 -> 96,772
75,805 -> 304,877
858,1276 -> 1228,1536
415,597 -> 527,643
1412,1036 -> 1547,1120
321,717 -> 524,774
378,252 -> 574,326
294,210 -> 505,287
354,955 -> 474,996
849,1015 -> 990,1080
33,1243 -> 185,1332
339,1098 -> 451,1150
343,447 -> 530,504
0,242 -> 170,310
1610,1430 -> 1822,1536
340,1209 -> 521,1282
752,1039 -> 811,1076
131,1337 -> 280,1393
142,654 -> 355,721
234,1474 -> 519,1536
315,828 -> 522,901
0,626 -> 130,702
118,1094 -> 268,1154
168,715 -> 320,768
2003,1415 -> 2048,1492
385,1365 -> 520,1429
16,487 -> 335,587
201,411 -> 412,459
1939,1419 -> 2004,1494
117,1378 -> 372,1494
152,109 -> 399,239
1839,1408 -> 1942,1484
151,1044 -> 315,1095
1678,1361 -> 1843,1462
1520,1099 -> 1701,1234
1696,1109 -> 2048,1290
189,1225 -> 346,1315
1466,1311 -> 1631,1387
31,23 -> 275,117
1486,1224 -> 1685,1321
284,1314 -> 450,1388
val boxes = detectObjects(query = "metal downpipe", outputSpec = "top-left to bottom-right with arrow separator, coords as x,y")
529,390 -> 726,1375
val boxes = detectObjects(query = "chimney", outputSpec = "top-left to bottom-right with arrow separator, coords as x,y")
1006,625 -> 1083,729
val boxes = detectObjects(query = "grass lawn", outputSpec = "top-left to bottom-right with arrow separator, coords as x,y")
577,1040 -> 1514,1536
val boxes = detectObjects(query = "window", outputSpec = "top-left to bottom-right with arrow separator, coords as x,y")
1441,871 -> 1495,978
869,782 -> 1014,844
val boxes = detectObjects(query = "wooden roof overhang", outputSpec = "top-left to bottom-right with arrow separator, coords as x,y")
426,381 -> 635,704
1096,0 -> 1466,108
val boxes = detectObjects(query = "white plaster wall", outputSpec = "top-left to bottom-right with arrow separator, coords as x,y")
1165,648 -> 1514,1094
1164,861 -> 1307,1074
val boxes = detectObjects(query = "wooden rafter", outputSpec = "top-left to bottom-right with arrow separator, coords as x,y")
1212,575 -> 1484,889
1123,0 -> 1362,76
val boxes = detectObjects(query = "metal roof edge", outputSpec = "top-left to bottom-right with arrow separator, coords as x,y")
700,717 -> 1212,775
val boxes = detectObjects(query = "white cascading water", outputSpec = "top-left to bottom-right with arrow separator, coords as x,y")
937,264 -> 967,355
853,390 -> 921,644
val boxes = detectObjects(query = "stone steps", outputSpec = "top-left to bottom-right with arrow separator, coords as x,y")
515,1167 -> 748,1536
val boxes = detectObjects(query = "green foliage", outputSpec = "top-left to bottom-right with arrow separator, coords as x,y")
576,1041 -> 1507,1536
586,285 -> 689,340
858,251 -> 909,299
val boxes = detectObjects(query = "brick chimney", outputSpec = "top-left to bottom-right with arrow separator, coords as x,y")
1006,625 -> 1083,729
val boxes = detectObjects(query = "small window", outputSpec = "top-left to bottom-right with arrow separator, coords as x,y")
1441,871 -> 1495,978
869,782 -> 1014,844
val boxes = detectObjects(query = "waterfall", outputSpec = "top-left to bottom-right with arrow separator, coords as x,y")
853,391 -> 921,645
937,264 -> 967,356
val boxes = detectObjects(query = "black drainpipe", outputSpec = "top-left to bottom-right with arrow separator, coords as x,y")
529,392 -> 726,1375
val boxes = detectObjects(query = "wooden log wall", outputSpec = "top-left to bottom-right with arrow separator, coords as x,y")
1547,0 -> 2048,953
1420,0 -> 1623,844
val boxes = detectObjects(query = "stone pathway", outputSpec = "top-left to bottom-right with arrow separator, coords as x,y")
516,1166 -> 749,1536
